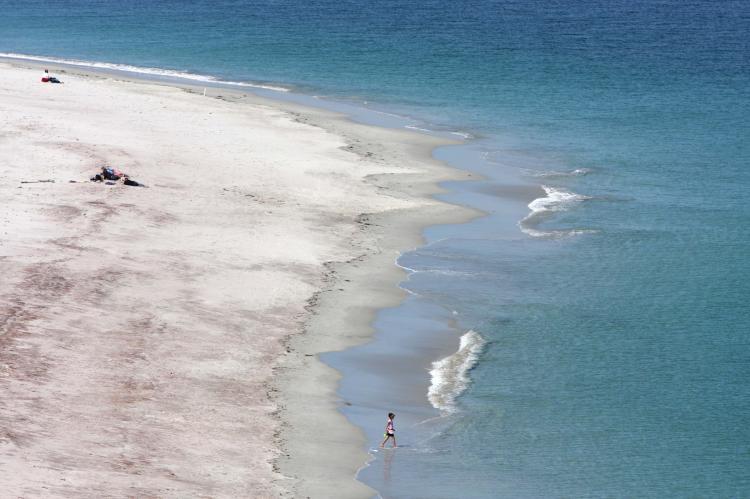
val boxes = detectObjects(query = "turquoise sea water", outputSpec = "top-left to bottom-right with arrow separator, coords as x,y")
2,1 -> 749,497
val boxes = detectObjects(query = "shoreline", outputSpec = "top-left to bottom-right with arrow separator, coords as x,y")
0,57 -> 482,497
276,158 -> 479,497
2,2 -> 745,495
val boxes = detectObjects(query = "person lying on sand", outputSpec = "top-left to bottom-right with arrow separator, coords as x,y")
41,69 -> 63,84
102,167 -> 124,180
90,167 -> 121,182
89,167 -> 145,186
122,176 -> 146,187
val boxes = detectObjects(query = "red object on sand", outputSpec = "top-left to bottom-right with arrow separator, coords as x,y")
41,77 -> 50,82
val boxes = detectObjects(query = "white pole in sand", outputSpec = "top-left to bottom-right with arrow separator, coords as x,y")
203,88 -> 207,97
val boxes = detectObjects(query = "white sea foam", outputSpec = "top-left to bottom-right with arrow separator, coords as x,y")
420,269 -> 478,277
368,108 -> 407,119
570,168 -> 591,176
394,257 -> 418,273
427,330 -> 486,413
403,125 -> 473,140
533,168 -> 592,178
404,125 -> 434,134
0,52 -> 290,92
519,185 -> 593,237
527,186 -> 590,215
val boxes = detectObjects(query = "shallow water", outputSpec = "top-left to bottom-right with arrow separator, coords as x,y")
3,1 -> 749,497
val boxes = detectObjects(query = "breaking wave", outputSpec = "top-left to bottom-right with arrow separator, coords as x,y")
519,185 -> 594,237
427,330 -> 486,413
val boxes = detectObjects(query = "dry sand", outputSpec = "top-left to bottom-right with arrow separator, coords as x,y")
0,61 -> 475,497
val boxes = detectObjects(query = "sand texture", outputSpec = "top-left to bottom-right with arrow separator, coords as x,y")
0,62 -> 476,497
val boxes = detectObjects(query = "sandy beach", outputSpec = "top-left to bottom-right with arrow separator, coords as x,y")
0,61 -> 473,497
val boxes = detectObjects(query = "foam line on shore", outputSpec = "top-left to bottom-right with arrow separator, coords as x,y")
0,52 -> 290,92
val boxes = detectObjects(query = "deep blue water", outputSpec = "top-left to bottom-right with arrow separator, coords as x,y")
2,1 -> 749,497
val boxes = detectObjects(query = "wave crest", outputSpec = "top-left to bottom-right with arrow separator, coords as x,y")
428,330 -> 486,413
519,185 -> 593,237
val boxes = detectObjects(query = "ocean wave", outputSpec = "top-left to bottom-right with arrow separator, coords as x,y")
519,226 -> 598,238
0,52 -> 290,92
404,268 -> 478,278
394,258 -> 418,273
533,167 -> 592,178
403,125 -> 473,140
449,131 -> 474,140
404,125 -> 434,134
365,108 -> 406,119
519,185 -> 593,238
427,330 -> 486,413
421,269 -> 477,277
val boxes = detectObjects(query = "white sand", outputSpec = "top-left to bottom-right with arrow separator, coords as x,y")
0,61 -> 476,497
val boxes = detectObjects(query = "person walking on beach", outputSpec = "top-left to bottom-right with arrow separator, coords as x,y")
380,412 -> 397,448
